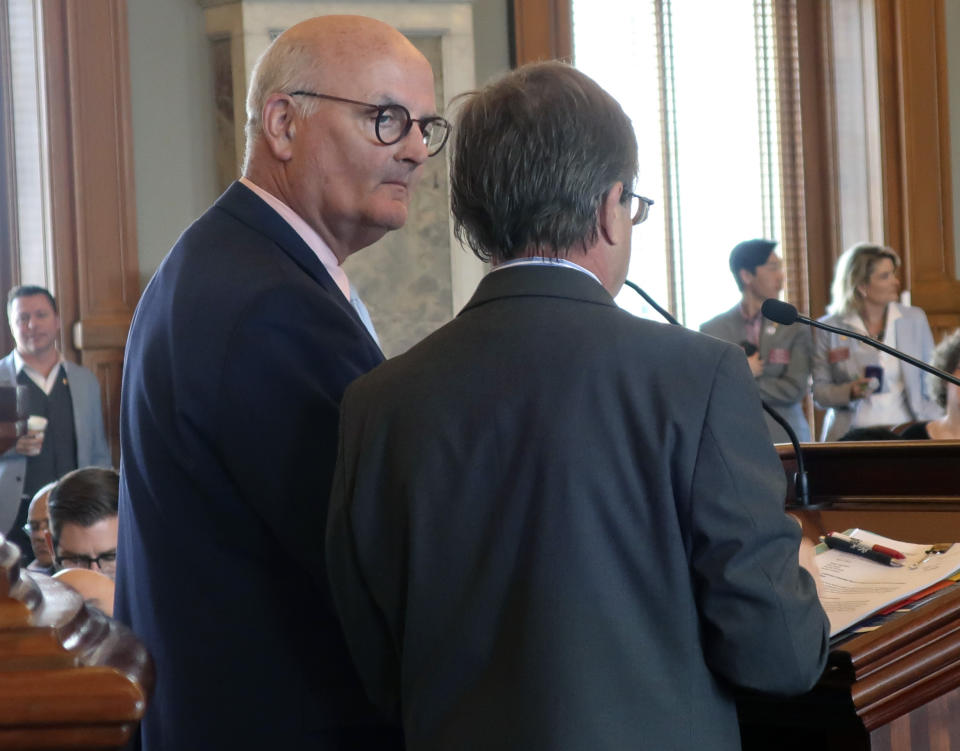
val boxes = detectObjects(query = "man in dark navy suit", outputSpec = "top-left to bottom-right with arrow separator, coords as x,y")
114,15 -> 449,749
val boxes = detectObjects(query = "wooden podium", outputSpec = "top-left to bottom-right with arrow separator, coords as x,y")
0,535 -> 154,749
0,383 -> 153,749
738,440 -> 960,750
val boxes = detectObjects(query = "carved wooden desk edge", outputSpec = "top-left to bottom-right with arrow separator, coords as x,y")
738,441 -> 960,747
830,586 -> 960,730
0,535 -> 155,749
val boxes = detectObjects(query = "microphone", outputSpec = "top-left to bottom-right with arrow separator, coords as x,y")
623,280 -> 679,325
761,299 -> 960,388
624,282 -> 813,507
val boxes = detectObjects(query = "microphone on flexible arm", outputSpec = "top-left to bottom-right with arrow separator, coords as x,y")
761,299 -> 960,388
623,280 -> 679,325
623,280 -> 813,508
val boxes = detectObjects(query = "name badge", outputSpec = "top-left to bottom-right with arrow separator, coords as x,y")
828,347 -> 850,363
768,348 -> 790,365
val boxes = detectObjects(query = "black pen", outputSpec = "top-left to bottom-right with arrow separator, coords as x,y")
821,533 -> 903,567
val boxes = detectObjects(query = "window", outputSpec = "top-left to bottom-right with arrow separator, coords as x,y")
2,0 -> 53,287
573,0 -> 786,328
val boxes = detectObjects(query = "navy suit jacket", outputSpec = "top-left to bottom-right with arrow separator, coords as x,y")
115,182 -> 398,749
327,265 -> 829,751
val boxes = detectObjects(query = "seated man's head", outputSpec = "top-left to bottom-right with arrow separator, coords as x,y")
47,468 -> 119,580
24,481 -> 57,568
450,61 -> 641,295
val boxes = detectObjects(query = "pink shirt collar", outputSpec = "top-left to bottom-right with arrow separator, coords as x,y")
239,177 -> 351,301
739,299 -> 763,346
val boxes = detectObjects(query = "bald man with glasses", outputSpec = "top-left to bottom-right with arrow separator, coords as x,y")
115,15 -> 445,750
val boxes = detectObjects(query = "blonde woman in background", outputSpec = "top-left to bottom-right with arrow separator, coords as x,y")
813,243 -> 942,441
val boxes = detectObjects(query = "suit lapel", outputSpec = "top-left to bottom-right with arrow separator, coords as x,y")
214,183 -> 344,296
214,182 -> 376,343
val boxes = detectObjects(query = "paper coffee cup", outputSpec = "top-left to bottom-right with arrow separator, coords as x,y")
27,416 -> 48,433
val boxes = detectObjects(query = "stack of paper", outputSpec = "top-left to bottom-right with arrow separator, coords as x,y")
817,529 -> 960,637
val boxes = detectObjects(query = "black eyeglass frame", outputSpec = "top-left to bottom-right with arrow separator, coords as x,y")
55,550 -> 118,570
625,192 -> 655,226
287,91 -> 451,156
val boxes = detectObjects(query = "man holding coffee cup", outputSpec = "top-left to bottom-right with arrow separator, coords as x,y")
0,285 -> 111,562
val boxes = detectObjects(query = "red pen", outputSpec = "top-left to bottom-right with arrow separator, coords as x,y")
871,543 -> 906,560
827,532 -> 905,559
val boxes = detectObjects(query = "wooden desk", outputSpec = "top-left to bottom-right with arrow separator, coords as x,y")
779,440 -> 960,542
740,585 -> 960,750
738,440 -> 960,750
0,537 -> 154,749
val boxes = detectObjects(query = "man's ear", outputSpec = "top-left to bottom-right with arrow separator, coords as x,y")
738,268 -> 754,289
260,93 -> 298,161
598,182 -> 625,246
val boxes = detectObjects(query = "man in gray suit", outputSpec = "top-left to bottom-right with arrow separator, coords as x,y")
700,239 -> 813,442
0,285 -> 110,560
326,62 -> 829,751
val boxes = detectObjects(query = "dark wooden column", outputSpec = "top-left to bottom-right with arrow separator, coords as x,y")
511,0 -> 572,66
875,0 -> 959,341
40,0 -> 139,465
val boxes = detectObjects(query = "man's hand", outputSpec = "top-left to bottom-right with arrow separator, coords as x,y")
789,514 -> 823,601
16,431 -> 44,457
746,351 -> 764,377
798,534 -> 824,601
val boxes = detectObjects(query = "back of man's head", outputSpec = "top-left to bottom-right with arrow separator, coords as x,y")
7,285 -> 57,317
729,239 -> 777,290
49,467 -> 120,543
450,62 -> 638,264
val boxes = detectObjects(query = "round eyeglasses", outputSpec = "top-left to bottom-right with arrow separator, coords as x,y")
626,192 -> 654,226
288,91 -> 451,157
22,518 -> 49,536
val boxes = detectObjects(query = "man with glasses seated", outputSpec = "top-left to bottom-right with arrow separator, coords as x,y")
47,467 -> 118,581
115,14 -> 444,750
24,481 -> 57,575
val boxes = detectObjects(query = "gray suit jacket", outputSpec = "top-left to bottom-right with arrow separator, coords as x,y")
327,265 -> 829,751
813,303 -> 942,441
700,303 -> 812,442
0,351 -> 111,533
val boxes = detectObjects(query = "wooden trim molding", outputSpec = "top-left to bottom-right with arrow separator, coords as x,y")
40,0 -> 139,464
875,0 -> 959,339
794,0 -> 840,320
511,0 -> 572,66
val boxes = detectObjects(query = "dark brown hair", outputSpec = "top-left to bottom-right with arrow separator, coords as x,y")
450,61 -> 638,263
